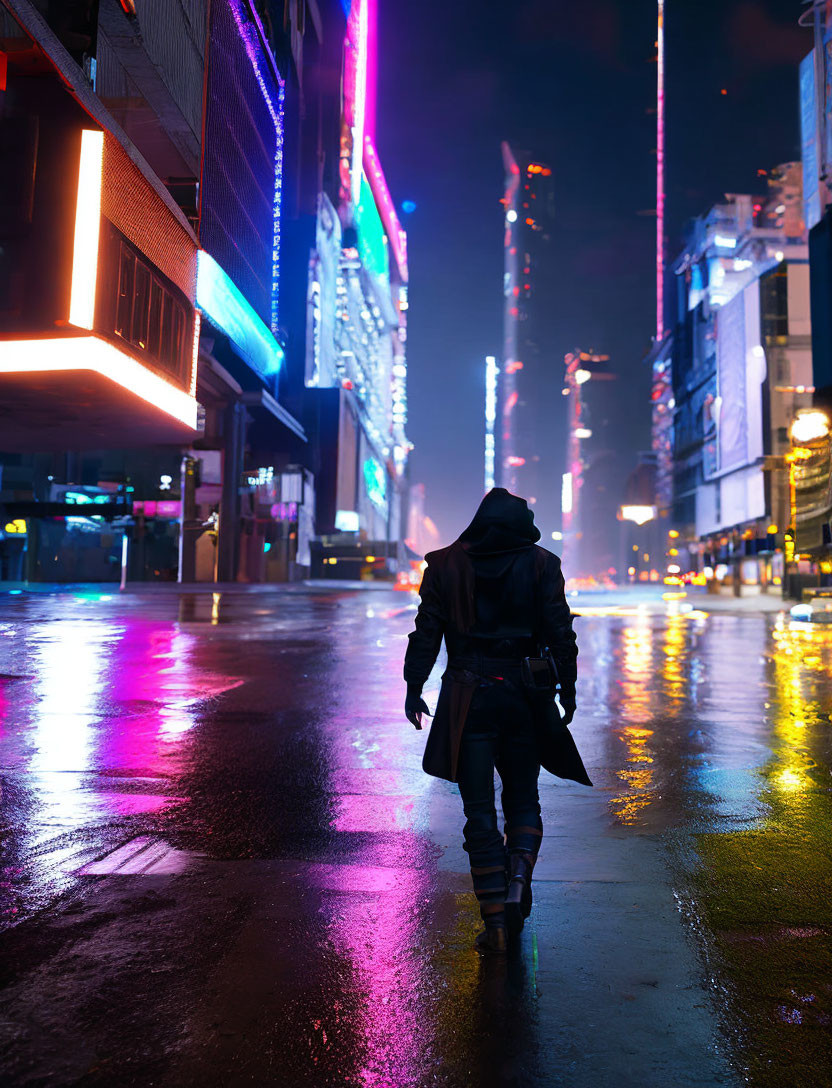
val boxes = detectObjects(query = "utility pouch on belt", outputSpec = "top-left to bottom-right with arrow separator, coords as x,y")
521,650 -> 559,695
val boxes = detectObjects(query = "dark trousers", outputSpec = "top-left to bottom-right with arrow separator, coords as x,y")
456,682 -> 543,918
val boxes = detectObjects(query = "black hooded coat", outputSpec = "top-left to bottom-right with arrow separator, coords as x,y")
404,489 -> 591,786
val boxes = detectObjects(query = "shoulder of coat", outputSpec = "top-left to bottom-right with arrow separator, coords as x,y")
424,543 -> 457,566
533,544 -> 559,566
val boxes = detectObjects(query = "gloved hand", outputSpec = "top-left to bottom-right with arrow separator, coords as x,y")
559,695 -> 576,726
405,686 -> 431,730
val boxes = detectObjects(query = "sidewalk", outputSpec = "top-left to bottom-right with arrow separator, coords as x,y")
566,585 -> 791,615
0,578 -> 400,596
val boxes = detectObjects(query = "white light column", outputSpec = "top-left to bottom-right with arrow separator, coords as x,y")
485,354 -> 499,491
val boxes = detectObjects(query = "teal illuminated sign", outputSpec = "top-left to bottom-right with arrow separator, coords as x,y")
363,457 -> 387,512
355,173 -> 389,283
196,251 -> 285,383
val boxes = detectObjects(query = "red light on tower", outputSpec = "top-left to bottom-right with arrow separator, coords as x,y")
507,455 -> 526,467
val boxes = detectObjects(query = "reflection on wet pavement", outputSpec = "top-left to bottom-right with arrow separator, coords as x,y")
0,587 -> 830,1085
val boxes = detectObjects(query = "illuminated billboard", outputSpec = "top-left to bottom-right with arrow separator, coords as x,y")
355,172 -> 389,283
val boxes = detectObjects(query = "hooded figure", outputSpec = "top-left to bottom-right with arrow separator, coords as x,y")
403,488 -> 590,953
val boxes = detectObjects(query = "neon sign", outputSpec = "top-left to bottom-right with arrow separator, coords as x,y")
363,457 -> 387,512
69,129 -> 104,330
196,250 -> 284,381
0,337 -> 197,429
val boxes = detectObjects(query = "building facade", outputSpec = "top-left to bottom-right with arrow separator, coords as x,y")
560,350 -> 619,581
0,0 -> 410,584
499,142 -> 561,540
669,166 -> 811,593
302,0 -> 410,576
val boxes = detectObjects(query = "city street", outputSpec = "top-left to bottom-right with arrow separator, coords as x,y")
1,585 -> 830,1087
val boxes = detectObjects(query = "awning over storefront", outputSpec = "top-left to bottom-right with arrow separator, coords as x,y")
0,336 -> 198,449
240,388 -> 306,442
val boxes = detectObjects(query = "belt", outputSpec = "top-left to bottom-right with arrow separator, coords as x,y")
447,655 -> 525,683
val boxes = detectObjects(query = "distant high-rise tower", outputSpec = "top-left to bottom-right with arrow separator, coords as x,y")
562,350 -> 618,579
499,142 -> 561,537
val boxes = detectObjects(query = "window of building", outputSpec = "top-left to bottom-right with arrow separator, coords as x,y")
111,238 -> 190,386
116,249 -> 135,340
761,265 -> 788,340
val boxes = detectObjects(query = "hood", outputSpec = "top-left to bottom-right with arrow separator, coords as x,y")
458,488 -> 541,555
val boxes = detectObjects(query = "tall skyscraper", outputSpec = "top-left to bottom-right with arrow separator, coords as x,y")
561,350 -> 618,579
499,142 -> 561,538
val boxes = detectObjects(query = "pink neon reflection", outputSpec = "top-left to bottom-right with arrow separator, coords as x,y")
326,858 -> 429,1084
21,617 -> 243,837
323,607 -> 435,1086
333,793 -> 417,834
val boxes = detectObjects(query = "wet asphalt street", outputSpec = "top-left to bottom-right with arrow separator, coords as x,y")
1,584 -> 831,1088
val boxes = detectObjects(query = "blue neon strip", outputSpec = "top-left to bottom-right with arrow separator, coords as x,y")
196,250 -> 284,380
272,78 -> 285,334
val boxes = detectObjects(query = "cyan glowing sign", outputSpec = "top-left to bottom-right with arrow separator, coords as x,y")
196,250 -> 284,382
356,172 -> 389,283
363,457 -> 387,512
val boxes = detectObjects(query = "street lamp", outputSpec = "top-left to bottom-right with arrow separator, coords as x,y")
620,505 -> 656,526
790,410 -> 830,444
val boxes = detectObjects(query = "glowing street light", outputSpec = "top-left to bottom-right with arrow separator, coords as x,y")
790,410 -> 830,444
620,505 -> 656,526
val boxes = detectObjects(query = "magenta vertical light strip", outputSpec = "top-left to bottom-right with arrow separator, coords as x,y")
656,0 -> 665,342
363,0 -> 378,141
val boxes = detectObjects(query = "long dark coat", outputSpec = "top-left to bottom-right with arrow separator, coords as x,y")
403,491 -> 591,787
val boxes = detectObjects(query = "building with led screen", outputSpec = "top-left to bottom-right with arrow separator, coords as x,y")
670,164 -> 811,593
191,0 -> 313,584
303,0 -> 411,576
499,142 -> 562,541
0,0 -> 409,585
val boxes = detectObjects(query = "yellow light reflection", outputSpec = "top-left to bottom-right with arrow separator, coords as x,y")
609,614 -> 657,824
775,767 -> 806,792
662,613 -> 687,703
767,615 -> 832,807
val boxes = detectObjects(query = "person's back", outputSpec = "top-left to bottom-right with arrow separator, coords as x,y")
403,488 -> 591,953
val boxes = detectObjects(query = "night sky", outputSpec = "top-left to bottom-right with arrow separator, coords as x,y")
376,0 -> 811,546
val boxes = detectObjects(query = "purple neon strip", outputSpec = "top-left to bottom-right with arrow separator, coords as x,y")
271,79 -> 285,332
226,0 -> 285,327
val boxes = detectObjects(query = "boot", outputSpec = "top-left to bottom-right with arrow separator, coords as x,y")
505,853 -> 535,936
474,911 -> 508,954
